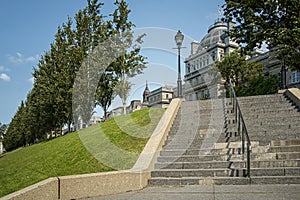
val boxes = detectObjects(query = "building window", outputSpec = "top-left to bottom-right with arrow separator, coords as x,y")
166,94 -> 169,99
291,71 -> 300,83
212,51 -> 217,61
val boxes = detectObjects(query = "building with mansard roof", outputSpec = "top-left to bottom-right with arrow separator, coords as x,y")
184,20 -> 239,101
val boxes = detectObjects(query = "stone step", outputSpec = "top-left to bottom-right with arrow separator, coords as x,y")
151,167 -> 300,178
227,115 -> 300,124
241,113 -> 300,120
159,143 -> 300,157
160,146 -> 245,156
151,168 -> 236,178
242,108 -> 299,115
159,144 -> 257,156
155,161 -> 231,169
157,155 -> 230,163
155,160 -> 300,170
169,124 -> 225,131
250,152 -> 300,160
161,143 -> 300,158
148,176 -> 300,186
239,105 -> 296,112
269,145 -> 300,153
238,101 -> 293,107
243,129 -> 300,137
157,151 -> 300,163
164,139 -> 241,149
250,136 -> 300,145
271,140 -> 300,146
167,130 -> 225,139
227,124 -> 300,132
236,95 -> 286,102
237,101 -> 290,106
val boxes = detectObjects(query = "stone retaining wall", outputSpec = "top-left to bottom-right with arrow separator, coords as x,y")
284,88 -> 300,109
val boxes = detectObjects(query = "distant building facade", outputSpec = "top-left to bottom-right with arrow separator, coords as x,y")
247,50 -> 300,88
74,115 -> 103,130
184,20 -> 239,101
108,100 -> 144,118
148,85 -> 176,108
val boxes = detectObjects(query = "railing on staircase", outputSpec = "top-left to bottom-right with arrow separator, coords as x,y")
229,80 -> 252,178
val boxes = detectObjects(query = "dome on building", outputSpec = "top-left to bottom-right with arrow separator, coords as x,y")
198,21 -> 227,50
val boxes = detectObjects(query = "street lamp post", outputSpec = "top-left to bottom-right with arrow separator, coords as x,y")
281,65 -> 287,89
175,30 -> 184,98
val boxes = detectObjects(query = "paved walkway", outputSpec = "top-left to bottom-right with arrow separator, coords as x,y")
86,184 -> 300,200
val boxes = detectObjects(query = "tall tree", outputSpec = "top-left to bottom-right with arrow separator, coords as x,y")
3,101 -> 26,151
95,73 -> 117,120
73,0 -> 107,125
223,0 -> 300,70
115,78 -> 133,114
108,0 -> 147,114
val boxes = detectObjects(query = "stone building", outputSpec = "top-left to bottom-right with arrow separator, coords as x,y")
184,20 -> 239,101
247,49 -> 300,88
148,85 -> 176,108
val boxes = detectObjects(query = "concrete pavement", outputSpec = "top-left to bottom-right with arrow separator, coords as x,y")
85,184 -> 300,200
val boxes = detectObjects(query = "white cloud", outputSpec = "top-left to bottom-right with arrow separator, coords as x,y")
0,66 -> 9,72
7,52 -> 39,65
28,77 -> 35,84
16,52 -> 22,57
0,73 -> 11,82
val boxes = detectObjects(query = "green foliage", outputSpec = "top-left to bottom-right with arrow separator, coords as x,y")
95,73 -> 117,120
214,50 -> 263,87
3,102 -> 26,151
223,0 -> 300,70
235,75 -> 280,97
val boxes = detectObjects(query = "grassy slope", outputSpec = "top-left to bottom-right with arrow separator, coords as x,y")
0,108 -> 164,197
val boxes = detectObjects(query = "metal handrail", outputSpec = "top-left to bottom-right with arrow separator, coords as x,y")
229,80 -> 252,178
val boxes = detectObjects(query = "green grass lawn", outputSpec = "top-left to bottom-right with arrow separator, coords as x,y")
0,108 -> 164,197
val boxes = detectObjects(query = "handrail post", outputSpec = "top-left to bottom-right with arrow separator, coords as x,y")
235,99 -> 237,123
247,143 -> 252,178
242,126 -> 245,154
237,112 -> 241,137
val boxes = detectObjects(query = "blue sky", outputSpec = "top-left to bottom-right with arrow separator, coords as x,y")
0,0 -> 225,124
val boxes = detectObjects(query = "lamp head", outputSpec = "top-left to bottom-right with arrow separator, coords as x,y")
175,30 -> 184,48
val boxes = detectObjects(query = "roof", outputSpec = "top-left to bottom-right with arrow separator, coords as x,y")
198,20 -> 227,51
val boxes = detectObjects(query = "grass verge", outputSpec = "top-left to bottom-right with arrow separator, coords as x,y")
0,108 -> 164,197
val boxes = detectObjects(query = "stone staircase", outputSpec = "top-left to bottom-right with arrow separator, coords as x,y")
148,94 -> 300,185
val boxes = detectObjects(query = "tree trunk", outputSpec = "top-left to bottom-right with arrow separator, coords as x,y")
123,102 -> 126,115
104,107 -> 107,121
